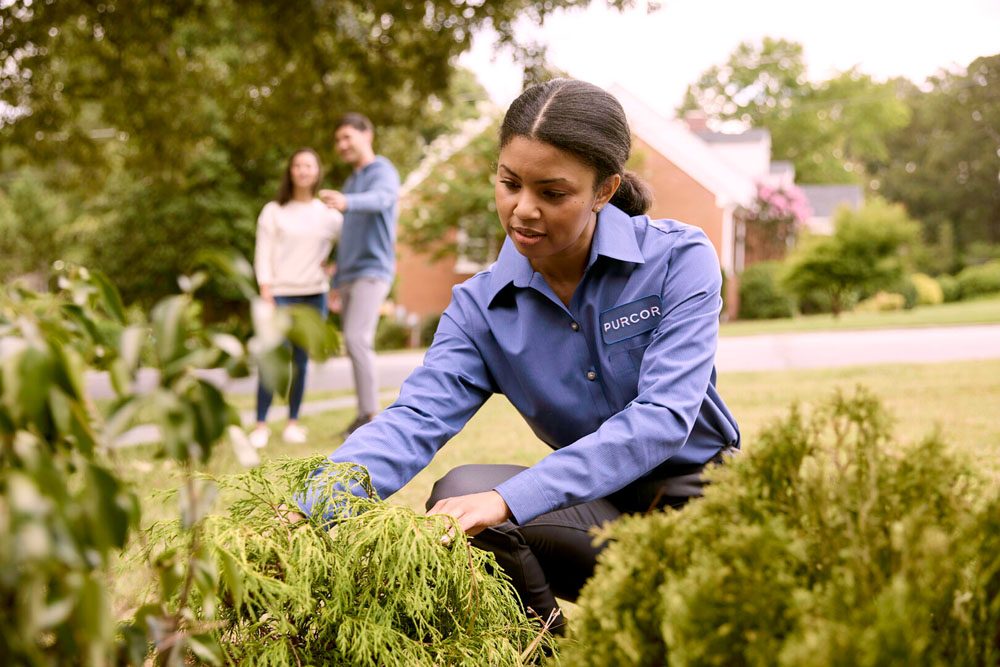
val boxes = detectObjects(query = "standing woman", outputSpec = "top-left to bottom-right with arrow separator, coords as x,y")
299,80 -> 740,632
250,148 -> 343,447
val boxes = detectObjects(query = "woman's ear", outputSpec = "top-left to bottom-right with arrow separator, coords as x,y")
593,174 -> 622,212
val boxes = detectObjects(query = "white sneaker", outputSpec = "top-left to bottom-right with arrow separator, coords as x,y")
282,423 -> 308,444
248,425 -> 270,449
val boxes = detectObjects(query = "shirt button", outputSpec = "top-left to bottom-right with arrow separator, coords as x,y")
586,370 -> 597,381
570,321 -> 580,331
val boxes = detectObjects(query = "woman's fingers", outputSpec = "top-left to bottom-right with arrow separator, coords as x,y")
427,491 -> 512,538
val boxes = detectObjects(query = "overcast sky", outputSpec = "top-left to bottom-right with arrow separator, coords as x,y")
460,0 -> 1000,116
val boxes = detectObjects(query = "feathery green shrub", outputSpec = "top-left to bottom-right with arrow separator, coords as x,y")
146,458 -> 553,666
564,388 -> 999,666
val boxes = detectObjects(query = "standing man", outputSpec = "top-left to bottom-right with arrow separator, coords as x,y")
320,113 -> 400,436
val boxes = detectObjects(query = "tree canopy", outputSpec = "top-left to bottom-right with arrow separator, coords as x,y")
871,54 -> 1000,262
678,37 -> 910,184
0,0 -> 639,304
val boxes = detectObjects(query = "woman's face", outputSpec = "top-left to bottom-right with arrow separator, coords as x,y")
290,152 -> 321,190
495,136 -> 615,267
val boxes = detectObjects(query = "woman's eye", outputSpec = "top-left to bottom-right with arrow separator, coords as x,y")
544,191 -> 567,200
501,180 -> 521,191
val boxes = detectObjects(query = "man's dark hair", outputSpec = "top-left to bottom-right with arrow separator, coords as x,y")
500,78 -> 652,216
335,112 -> 374,134
276,147 -> 323,205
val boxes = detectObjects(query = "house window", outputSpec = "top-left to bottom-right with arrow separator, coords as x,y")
454,224 -> 499,275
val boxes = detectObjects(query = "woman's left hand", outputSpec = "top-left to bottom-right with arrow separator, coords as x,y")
428,491 -> 512,538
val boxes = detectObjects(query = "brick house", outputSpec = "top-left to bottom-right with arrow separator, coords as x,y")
393,86 -> 858,322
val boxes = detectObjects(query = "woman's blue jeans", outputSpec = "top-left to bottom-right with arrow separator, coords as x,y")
255,292 -> 328,423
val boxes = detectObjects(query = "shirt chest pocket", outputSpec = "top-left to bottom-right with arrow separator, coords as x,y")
607,332 -> 653,378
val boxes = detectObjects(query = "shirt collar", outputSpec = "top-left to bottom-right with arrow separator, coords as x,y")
486,203 -> 645,306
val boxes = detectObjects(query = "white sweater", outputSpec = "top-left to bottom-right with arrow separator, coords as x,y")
253,199 -> 343,296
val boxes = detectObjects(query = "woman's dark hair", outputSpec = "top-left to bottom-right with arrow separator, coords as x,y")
499,78 -> 653,216
334,112 -> 374,134
276,148 -> 323,205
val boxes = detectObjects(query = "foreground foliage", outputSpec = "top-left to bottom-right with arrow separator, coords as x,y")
147,459 -> 551,666
0,259 -> 335,665
565,388 -> 1000,666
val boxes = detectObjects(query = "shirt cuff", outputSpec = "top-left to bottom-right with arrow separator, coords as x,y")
494,471 -> 553,526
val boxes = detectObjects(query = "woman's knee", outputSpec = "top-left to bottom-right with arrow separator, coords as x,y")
425,464 -> 527,511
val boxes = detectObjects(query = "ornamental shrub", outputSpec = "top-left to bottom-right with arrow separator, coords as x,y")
955,260 -> 1000,299
146,458 -> 552,666
936,274 -> 961,303
376,316 -> 411,351
737,262 -> 794,320
563,388 -> 999,666
855,291 -> 906,312
909,272 -> 944,305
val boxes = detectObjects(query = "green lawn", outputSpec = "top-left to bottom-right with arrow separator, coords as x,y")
133,357 -> 1000,514
720,294 -> 1000,337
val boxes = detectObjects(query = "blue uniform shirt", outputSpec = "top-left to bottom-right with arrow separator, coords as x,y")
333,156 -> 400,287
306,204 -> 740,525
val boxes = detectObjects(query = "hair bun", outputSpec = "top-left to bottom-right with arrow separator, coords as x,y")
610,171 -> 653,216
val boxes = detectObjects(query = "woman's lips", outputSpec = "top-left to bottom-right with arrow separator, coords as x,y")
511,226 -> 545,246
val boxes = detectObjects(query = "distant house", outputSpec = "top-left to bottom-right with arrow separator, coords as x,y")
393,85 -> 862,322
798,185 -> 865,235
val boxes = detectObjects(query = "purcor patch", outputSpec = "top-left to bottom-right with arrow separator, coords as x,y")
600,295 -> 663,345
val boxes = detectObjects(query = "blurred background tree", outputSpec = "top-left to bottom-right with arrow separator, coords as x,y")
870,54 -> 1000,271
0,0 -> 639,309
678,37 -> 911,184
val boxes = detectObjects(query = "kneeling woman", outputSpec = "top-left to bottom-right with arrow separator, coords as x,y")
299,79 -> 740,631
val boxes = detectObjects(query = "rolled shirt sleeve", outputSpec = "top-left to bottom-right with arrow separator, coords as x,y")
298,297 -> 495,519
343,161 -> 400,214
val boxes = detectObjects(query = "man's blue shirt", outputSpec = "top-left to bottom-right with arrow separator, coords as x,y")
333,156 -> 399,287
307,204 -> 740,525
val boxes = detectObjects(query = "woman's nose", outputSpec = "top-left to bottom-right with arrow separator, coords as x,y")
512,192 -> 541,219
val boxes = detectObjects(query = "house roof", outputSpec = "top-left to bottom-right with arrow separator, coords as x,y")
696,128 -> 771,144
799,184 -> 864,218
610,84 -> 756,209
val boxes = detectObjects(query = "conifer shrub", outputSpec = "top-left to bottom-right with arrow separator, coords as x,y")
563,389 -> 999,666
145,458 -> 552,666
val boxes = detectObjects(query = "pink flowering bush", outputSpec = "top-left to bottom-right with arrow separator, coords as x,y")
753,183 -> 812,225
738,183 -> 812,264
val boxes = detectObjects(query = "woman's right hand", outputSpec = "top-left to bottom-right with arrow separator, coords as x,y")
260,284 -> 275,305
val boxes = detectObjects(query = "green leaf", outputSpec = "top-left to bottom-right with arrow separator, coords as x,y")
210,332 -> 244,359
218,548 -> 245,610
187,633 -> 223,665
79,574 -> 112,644
120,325 -> 148,372
179,478 -> 218,529
195,249 -> 258,301
2,342 -> 53,426
255,345 -> 291,398
286,303 -> 339,361
52,341 -> 87,401
60,303 -> 107,346
150,295 -> 189,365
89,268 -> 126,324
155,548 -> 183,600
86,463 -> 135,549
109,358 -> 131,397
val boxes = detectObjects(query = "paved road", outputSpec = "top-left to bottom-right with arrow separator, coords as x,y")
714,324 -> 1000,372
93,323 -> 1000,446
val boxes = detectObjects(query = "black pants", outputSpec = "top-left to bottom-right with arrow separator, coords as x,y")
425,449 -> 733,632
